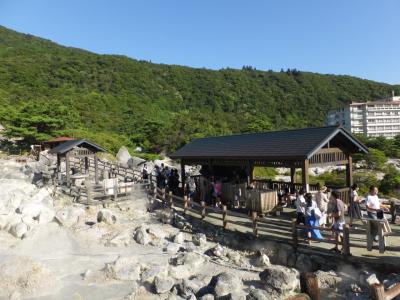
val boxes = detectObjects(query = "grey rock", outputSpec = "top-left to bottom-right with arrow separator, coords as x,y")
173,232 -> 185,244
259,265 -> 300,293
154,275 -> 175,294
165,242 -> 182,254
9,222 -> 29,239
105,255 -> 141,281
169,252 -> 205,268
199,294 -> 214,300
141,265 -> 168,283
97,209 -> 117,224
210,244 -> 226,257
258,241 -> 279,264
246,288 -> 273,300
314,270 -> 342,289
210,272 -> 242,298
134,226 -> 150,245
192,233 -> 207,246
253,253 -> 270,268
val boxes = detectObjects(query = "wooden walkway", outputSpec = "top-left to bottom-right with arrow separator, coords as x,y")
151,187 -> 400,270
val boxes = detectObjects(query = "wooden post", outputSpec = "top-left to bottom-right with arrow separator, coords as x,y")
302,159 -> 309,192
300,272 -> 320,300
370,283 -> 386,300
85,178 -> 92,204
113,179 -> 118,201
201,201 -> 206,219
342,224 -> 351,256
168,191 -> 173,208
292,218 -> 298,251
94,155 -> 99,184
390,200 -> 396,224
345,155 -> 353,187
378,221 -> 385,254
65,152 -> 71,186
222,205 -> 228,229
366,220 -> 373,251
183,195 -> 188,215
290,167 -> 296,185
181,162 -> 186,196
252,211 -> 258,238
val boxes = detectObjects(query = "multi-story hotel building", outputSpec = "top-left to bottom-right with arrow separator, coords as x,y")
326,92 -> 400,138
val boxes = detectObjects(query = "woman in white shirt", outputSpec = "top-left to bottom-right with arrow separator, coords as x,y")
315,186 -> 329,226
349,183 -> 362,227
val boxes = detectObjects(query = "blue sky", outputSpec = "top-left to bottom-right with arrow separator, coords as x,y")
0,0 -> 399,84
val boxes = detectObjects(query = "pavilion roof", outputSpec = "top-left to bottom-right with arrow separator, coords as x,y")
170,126 -> 368,161
48,139 -> 106,155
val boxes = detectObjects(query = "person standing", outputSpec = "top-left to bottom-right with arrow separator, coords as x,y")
142,163 -> 149,182
366,185 -> 383,242
330,190 -> 346,253
349,183 -> 362,227
304,193 -> 323,242
296,188 -> 306,224
316,186 -> 329,226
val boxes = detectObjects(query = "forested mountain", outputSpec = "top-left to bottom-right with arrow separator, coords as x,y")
0,25 -> 399,154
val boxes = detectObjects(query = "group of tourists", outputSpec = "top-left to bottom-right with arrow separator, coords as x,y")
295,184 -> 388,253
145,163 -> 181,195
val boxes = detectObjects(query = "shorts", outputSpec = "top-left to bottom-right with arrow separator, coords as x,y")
332,222 -> 344,234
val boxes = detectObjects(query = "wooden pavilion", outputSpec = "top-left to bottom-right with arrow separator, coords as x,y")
49,139 -> 106,185
170,126 -> 368,203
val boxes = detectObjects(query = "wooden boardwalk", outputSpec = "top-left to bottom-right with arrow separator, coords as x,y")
154,189 -> 400,270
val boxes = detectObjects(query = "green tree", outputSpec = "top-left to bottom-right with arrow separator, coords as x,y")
364,148 -> 387,170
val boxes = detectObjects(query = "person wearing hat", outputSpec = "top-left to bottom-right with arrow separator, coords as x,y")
316,185 -> 329,226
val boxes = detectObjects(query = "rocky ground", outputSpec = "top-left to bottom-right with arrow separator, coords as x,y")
0,158 -> 399,300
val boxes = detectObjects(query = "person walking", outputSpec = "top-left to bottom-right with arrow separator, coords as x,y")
348,183 -> 362,227
304,193 -> 323,242
316,186 -> 329,227
296,188 -> 306,225
329,190 -> 346,253
366,185 -> 383,242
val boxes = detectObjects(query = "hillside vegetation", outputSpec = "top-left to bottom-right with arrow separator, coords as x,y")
0,25 -> 399,154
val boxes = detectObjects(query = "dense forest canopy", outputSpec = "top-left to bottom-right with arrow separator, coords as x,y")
0,25 -> 400,154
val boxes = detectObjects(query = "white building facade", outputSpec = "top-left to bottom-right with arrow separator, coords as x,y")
326,93 -> 400,138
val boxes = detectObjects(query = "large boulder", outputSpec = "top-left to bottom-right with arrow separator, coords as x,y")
116,146 -> 131,167
259,265 -> 300,294
134,226 -> 150,245
55,206 -> 85,227
105,255 -> 141,281
192,233 -> 207,246
210,272 -> 242,298
154,275 -> 175,294
97,209 -> 117,225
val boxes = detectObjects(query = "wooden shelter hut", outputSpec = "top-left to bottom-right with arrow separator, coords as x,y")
170,126 -> 368,205
49,139 -> 106,185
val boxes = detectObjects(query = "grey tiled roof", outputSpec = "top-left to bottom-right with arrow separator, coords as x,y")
170,126 -> 368,160
48,139 -> 106,155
